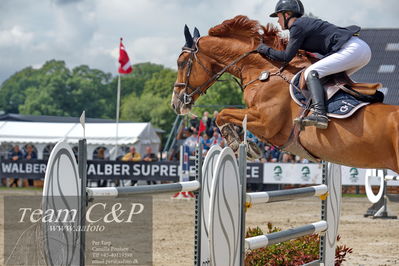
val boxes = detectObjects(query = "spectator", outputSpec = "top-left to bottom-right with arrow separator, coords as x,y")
208,111 -> 219,137
296,156 -> 310,163
121,146 -> 142,162
184,130 -> 199,155
169,126 -> 190,161
24,144 -> 37,187
220,138 -> 226,148
210,131 -> 223,146
262,145 -> 273,162
247,131 -> 259,145
280,152 -> 295,163
201,132 -> 211,154
189,114 -> 199,132
270,146 -> 281,162
143,146 -> 158,185
24,144 -> 37,160
9,145 -> 23,187
121,146 -> 141,186
95,148 -> 108,187
143,146 -> 158,162
177,126 -> 190,141
202,111 -> 211,131
10,145 -> 23,161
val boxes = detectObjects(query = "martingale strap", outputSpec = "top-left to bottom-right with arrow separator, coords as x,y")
282,124 -> 320,163
281,99 -> 320,163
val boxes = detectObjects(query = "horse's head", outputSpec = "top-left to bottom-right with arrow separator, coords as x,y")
171,16 -> 290,115
171,25 -> 217,115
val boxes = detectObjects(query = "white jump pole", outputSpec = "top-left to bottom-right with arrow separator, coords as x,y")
87,181 -> 200,199
245,221 -> 328,250
246,184 -> 328,205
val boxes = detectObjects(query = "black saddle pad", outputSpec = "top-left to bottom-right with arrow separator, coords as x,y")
290,71 -> 370,119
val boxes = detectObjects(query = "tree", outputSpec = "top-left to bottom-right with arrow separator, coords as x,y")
0,60 -> 116,118
143,68 -> 177,98
16,60 -> 72,115
0,60 -> 245,138
108,62 -> 165,99
120,67 -> 177,136
194,74 -> 245,116
67,65 -> 113,118
0,60 -> 70,114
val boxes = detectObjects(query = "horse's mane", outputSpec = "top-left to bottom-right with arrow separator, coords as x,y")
208,15 -> 288,50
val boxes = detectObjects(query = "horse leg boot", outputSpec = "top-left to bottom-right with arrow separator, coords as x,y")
299,70 -> 329,129
219,124 -> 241,152
219,123 -> 262,160
237,127 -> 262,159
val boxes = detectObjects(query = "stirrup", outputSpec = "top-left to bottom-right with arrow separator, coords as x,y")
302,113 -> 329,129
294,113 -> 329,129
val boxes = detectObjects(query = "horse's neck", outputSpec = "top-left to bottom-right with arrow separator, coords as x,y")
201,36 -> 311,145
201,37 -> 311,84
200,37 -> 255,76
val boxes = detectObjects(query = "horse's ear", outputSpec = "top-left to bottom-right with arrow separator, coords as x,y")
184,24 -> 194,48
193,27 -> 200,40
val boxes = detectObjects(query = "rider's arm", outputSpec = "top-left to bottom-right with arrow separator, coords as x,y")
257,24 -> 305,63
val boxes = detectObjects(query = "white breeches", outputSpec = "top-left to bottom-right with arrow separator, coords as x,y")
304,36 -> 371,80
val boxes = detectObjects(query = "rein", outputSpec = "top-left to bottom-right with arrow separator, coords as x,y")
241,63 -> 301,91
174,44 -> 257,105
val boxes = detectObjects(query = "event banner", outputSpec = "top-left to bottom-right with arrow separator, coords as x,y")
263,163 -> 399,186
263,163 -> 324,184
340,166 -> 399,186
1,159 -> 397,186
0,159 -> 263,183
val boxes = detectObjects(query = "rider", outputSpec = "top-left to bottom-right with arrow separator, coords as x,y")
256,0 -> 371,129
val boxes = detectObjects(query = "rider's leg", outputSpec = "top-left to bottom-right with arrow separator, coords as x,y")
301,70 -> 329,129
304,37 -> 371,79
298,37 -> 371,129
345,58 -> 370,76
341,38 -> 371,76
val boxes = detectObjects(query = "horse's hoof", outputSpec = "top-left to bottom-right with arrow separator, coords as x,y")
246,142 -> 262,161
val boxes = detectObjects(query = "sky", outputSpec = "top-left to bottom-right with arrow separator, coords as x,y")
0,0 -> 398,83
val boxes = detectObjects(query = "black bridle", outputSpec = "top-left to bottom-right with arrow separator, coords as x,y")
174,39 -> 257,106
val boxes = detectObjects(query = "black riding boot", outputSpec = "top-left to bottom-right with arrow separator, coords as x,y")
301,71 -> 329,129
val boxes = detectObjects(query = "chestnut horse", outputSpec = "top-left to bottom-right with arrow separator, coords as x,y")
171,16 -> 399,173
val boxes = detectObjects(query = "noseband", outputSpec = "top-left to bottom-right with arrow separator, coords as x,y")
174,41 -> 256,106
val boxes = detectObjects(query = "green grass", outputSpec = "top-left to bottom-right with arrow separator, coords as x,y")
0,186 -> 43,191
342,193 -> 366,198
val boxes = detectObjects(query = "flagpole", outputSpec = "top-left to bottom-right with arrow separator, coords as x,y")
115,37 -> 131,165
115,74 -> 121,161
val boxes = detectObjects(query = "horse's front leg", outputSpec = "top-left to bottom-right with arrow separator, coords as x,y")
216,108 -> 263,159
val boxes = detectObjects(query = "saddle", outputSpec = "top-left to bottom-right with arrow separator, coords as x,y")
290,69 -> 384,119
283,69 -> 384,163
298,70 -> 382,97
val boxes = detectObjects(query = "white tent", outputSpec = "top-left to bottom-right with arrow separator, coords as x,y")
0,121 -> 161,159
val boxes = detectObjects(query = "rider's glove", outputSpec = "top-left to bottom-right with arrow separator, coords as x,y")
256,43 -> 270,56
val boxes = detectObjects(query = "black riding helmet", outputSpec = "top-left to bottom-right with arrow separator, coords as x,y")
269,0 -> 304,18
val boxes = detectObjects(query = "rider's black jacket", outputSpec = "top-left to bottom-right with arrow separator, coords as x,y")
259,17 -> 361,62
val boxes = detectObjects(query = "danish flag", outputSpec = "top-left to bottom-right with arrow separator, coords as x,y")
118,38 -> 132,74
